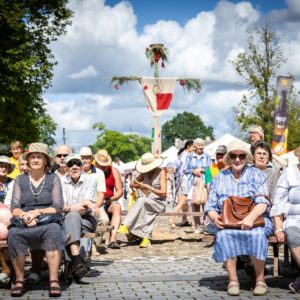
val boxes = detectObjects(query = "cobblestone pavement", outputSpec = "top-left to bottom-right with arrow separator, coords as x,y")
1,214 -> 299,299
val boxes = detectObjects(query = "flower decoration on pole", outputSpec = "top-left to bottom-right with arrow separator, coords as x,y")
110,43 -> 201,154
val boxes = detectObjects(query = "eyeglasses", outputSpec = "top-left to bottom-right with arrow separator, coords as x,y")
248,131 -> 259,135
56,154 -> 69,158
66,160 -> 82,168
216,153 -> 225,157
229,153 -> 247,160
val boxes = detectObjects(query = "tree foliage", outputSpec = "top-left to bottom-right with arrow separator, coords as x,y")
0,0 -> 72,146
91,123 -> 151,163
230,25 -> 300,149
161,111 -> 214,150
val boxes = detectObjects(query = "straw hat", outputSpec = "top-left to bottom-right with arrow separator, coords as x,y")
23,143 -> 53,164
294,146 -> 300,157
94,149 -> 112,167
223,140 -> 253,165
0,156 -> 15,174
136,152 -> 163,174
79,146 -> 93,157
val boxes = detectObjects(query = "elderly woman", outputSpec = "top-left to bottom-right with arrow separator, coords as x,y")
251,141 -> 280,199
0,156 -> 15,284
204,140 -> 272,296
117,153 -> 167,248
8,143 -> 64,297
184,138 -> 211,232
270,146 -> 300,293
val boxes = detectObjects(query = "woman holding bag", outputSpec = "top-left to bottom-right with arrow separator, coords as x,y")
204,140 -> 272,296
184,138 -> 211,232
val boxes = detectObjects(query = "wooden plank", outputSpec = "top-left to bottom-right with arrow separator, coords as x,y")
121,212 -> 204,217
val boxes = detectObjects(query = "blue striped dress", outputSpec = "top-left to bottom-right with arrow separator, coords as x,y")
204,165 -> 273,263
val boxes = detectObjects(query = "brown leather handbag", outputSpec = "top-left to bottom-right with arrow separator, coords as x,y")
221,196 -> 266,229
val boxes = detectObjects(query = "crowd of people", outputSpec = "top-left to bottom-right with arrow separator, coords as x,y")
0,123 -> 299,297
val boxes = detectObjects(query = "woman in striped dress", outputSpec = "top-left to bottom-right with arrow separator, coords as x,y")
204,140 -> 272,296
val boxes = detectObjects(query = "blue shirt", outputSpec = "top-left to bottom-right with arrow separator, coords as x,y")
204,165 -> 270,214
184,151 -> 212,188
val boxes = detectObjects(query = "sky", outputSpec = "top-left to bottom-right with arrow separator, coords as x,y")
45,0 -> 300,151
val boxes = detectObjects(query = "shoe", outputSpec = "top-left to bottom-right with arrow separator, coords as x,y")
49,280 -> 61,297
139,238 -> 151,248
72,260 -> 90,278
227,281 -> 240,296
289,276 -> 300,293
117,224 -> 129,235
11,280 -> 25,297
176,221 -> 192,227
193,227 -> 203,234
26,272 -> 40,284
253,281 -> 268,296
108,240 -> 120,249
0,272 -> 10,284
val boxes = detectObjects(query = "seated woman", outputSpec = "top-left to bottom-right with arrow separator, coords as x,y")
118,153 -> 167,248
270,146 -> 300,294
251,141 -> 281,199
204,140 -> 272,296
8,143 -> 64,297
0,156 -> 15,284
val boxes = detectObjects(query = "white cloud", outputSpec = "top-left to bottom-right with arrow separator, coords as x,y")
45,0 -> 300,148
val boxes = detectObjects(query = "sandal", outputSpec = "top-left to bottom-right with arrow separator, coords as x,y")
11,280 -> 25,297
177,221 -> 192,227
49,280 -> 61,297
227,281 -> 240,296
108,240 -> 121,249
253,281 -> 268,296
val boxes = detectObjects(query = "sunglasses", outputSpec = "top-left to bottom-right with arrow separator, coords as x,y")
66,160 -> 82,168
229,153 -> 247,160
56,153 -> 69,158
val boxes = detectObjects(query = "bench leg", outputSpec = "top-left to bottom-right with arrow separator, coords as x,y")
284,244 -> 289,264
272,243 -> 279,277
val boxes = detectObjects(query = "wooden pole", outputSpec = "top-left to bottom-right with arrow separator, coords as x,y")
152,115 -> 161,155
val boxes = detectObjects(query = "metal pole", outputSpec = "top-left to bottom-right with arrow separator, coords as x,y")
63,128 -> 66,144
151,115 -> 161,155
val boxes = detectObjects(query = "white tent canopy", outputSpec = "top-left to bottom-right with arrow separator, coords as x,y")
204,133 -> 250,160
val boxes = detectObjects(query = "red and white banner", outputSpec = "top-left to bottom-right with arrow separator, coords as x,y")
140,77 -> 177,116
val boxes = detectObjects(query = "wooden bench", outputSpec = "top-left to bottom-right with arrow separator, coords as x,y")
122,211 -> 204,217
202,233 -> 289,277
82,223 -> 114,248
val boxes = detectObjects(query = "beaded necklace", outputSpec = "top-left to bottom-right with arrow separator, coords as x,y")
29,174 -> 46,196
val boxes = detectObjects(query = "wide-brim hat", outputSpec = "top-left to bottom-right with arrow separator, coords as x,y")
95,149 -> 112,167
65,153 -> 82,164
23,142 -> 54,165
294,146 -> 300,157
79,146 -> 93,157
136,152 -> 164,174
0,156 -> 15,174
223,140 -> 253,165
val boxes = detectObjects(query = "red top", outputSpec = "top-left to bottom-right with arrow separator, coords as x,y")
104,165 -> 115,198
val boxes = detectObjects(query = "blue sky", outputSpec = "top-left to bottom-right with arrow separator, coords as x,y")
46,0 -> 300,151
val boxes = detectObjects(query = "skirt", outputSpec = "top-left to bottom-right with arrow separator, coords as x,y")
8,223 -> 64,260
211,217 -> 273,262
124,197 -> 165,239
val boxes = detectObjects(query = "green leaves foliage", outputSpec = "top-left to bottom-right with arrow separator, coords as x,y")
161,111 -> 214,150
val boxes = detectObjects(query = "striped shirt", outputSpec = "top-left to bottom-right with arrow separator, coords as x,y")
184,151 -> 212,188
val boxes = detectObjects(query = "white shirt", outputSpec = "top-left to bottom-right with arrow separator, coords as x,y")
61,173 -> 97,206
92,168 -> 106,193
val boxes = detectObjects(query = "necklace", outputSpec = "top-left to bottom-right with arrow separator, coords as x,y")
29,174 -> 46,196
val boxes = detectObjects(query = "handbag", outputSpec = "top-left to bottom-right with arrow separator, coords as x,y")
187,177 -> 208,205
8,213 -> 63,229
220,196 -> 266,229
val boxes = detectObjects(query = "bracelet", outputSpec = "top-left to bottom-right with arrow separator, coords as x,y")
275,228 -> 283,234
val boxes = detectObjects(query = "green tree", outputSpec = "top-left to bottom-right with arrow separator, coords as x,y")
161,111 -> 214,150
0,0 -> 72,146
92,123 -> 151,162
230,25 -> 300,149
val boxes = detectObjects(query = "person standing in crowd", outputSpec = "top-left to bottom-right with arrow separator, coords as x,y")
8,140 -> 23,179
205,140 -> 272,296
8,143 -> 64,297
251,141 -> 280,199
205,145 -> 227,191
53,144 -> 72,177
61,153 -> 99,279
79,146 -> 97,174
18,154 -> 29,175
0,156 -> 15,284
184,138 -> 211,232
118,153 -> 167,248
94,150 -> 123,249
168,140 -> 194,228
270,146 -> 300,294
